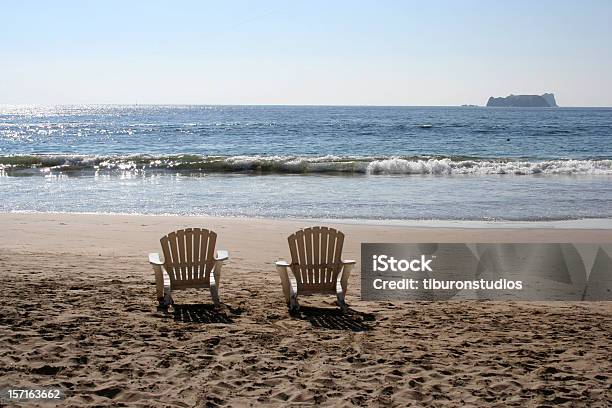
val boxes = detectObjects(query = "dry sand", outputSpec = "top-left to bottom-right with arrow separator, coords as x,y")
0,213 -> 611,407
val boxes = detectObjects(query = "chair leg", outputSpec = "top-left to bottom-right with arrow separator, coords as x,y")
276,264 -> 292,306
210,283 -> 220,308
159,286 -> 173,308
336,291 -> 348,313
289,291 -> 300,314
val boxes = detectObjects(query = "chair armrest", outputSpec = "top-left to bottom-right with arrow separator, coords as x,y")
149,253 -> 164,266
215,250 -> 229,262
342,260 -> 356,265
275,260 -> 290,267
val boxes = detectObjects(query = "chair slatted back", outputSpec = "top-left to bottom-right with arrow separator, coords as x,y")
160,228 -> 217,287
288,227 -> 344,292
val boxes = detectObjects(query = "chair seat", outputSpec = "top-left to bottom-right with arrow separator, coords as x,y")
297,284 -> 337,295
171,279 -> 211,290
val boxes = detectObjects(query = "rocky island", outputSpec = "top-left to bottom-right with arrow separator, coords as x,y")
486,93 -> 558,107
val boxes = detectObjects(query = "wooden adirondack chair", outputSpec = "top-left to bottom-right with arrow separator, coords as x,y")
149,228 -> 228,307
275,227 -> 355,313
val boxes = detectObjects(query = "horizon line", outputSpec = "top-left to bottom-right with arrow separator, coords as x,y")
1,102 -> 611,108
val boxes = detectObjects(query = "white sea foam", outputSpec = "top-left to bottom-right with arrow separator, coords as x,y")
1,154 -> 611,175
366,158 -> 612,175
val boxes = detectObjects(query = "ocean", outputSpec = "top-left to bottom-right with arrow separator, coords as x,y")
1,105 -> 611,221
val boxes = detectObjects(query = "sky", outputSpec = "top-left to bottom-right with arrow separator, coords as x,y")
1,0 -> 611,106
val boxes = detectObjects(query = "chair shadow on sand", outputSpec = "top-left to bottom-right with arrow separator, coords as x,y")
167,303 -> 234,324
296,306 -> 374,332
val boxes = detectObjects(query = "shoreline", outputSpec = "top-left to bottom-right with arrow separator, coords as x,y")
4,211 -> 612,229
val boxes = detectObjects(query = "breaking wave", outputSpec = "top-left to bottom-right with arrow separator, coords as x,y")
1,154 -> 611,176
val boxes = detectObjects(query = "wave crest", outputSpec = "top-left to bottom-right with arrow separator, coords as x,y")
366,158 -> 612,175
1,154 -> 611,176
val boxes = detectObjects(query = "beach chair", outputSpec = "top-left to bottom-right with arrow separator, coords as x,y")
149,228 -> 228,307
276,227 -> 355,313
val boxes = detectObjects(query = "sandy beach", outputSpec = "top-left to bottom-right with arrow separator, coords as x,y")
1,213 -> 611,407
